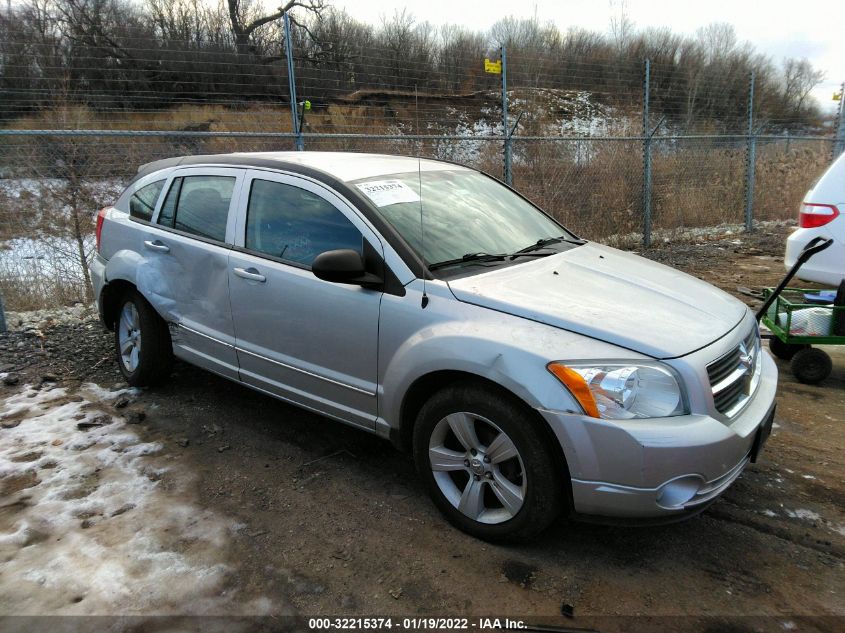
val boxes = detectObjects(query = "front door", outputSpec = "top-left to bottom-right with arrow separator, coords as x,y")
228,169 -> 382,429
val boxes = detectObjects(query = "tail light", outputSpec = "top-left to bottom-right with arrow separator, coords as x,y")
799,202 -> 840,228
95,208 -> 108,252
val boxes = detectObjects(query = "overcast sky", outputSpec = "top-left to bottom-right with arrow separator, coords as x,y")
335,0 -> 843,113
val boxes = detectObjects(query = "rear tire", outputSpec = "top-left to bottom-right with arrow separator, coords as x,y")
114,289 -> 173,387
769,337 -> 808,361
790,347 -> 832,385
412,382 -> 563,542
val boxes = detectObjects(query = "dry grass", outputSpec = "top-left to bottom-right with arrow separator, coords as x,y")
651,142 -> 747,230
513,139 -> 644,238
512,138 -> 827,241
0,256 -> 91,311
754,141 -> 831,221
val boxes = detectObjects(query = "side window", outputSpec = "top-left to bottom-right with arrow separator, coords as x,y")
156,175 -> 235,242
245,179 -> 363,267
129,179 -> 165,222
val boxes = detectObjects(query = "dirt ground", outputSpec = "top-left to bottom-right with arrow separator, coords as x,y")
1,224 -> 843,632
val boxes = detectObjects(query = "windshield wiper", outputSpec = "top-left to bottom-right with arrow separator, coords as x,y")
428,252 -> 508,271
428,237 -> 586,272
511,236 -> 584,257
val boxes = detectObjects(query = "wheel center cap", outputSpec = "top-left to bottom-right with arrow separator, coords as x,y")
469,458 -> 485,475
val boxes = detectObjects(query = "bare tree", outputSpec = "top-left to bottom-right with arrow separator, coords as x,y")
695,23 -> 737,64
438,25 -> 484,92
608,0 -> 633,52
33,89 -> 104,304
782,57 -> 825,118
226,0 -> 324,60
1,0 -> 829,135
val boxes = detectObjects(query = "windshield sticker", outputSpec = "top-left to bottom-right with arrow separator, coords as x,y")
355,180 -> 420,207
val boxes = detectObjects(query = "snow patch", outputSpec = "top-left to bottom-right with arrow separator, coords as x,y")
0,383 -> 277,615
785,508 -> 822,522
0,235 -> 95,283
80,382 -> 140,402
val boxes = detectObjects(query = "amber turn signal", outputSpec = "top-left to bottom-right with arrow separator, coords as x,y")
546,363 -> 601,418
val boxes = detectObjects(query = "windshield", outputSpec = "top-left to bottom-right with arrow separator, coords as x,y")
351,169 -> 572,267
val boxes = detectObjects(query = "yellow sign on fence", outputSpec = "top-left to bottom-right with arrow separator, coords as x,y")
484,58 -> 502,74
834,91 -> 842,102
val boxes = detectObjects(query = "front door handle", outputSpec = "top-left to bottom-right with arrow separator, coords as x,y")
143,239 -> 170,253
233,267 -> 266,283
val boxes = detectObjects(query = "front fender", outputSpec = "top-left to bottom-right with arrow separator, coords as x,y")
377,280 -> 645,430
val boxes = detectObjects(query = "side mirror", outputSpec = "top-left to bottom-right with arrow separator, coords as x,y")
312,249 -> 383,288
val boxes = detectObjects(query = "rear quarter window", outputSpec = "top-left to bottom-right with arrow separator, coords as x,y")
128,180 -> 165,221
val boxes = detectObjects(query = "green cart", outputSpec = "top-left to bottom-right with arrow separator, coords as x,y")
757,237 -> 843,384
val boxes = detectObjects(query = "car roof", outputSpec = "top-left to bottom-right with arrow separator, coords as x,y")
136,151 -> 470,183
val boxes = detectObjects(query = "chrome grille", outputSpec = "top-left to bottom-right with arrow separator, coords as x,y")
707,347 -> 741,385
707,326 -> 760,417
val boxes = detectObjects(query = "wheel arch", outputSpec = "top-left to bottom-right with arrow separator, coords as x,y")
396,370 -> 573,506
99,279 -> 138,330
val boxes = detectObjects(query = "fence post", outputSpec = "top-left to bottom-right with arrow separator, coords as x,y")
0,293 -> 6,334
833,82 -> 845,162
284,12 -> 304,151
744,71 -> 756,232
501,46 -> 512,186
642,58 -> 652,248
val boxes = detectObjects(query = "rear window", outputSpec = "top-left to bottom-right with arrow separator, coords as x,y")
128,180 -> 165,222
157,175 -> 235,242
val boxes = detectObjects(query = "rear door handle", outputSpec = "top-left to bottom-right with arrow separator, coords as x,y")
233,267 -> 266,283
144,239 -> 170,253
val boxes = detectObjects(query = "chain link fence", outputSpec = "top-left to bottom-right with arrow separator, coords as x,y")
1,19 -> 844,311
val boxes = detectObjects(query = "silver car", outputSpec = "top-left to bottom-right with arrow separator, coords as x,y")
91,152 -> 778,540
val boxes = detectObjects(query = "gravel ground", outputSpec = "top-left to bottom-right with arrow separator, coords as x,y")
0,224 -> 843,632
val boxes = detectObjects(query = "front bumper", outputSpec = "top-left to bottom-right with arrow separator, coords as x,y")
538,351 -> 778,520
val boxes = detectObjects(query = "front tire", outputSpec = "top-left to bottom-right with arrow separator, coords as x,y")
412,382 -> 563,542
114,290 -> 173,387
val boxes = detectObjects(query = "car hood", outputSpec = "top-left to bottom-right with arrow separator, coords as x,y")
447,242 -> 748,359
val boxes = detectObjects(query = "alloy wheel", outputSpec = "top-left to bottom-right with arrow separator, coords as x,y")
428,412 -> 527,524
118,302 -> 142,373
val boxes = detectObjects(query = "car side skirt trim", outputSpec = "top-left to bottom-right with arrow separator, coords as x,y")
234,346 -> 376,397
174,323 -> 375,397
176,323 -> 235,348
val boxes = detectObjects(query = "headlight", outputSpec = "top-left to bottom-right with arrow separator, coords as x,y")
547,362 -> 688,420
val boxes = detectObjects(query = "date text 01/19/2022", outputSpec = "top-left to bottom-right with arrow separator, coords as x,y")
307,617 -> 527,630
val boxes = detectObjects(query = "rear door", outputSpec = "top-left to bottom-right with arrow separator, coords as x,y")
228,169 -> 382,429
141,167 -> 245,379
